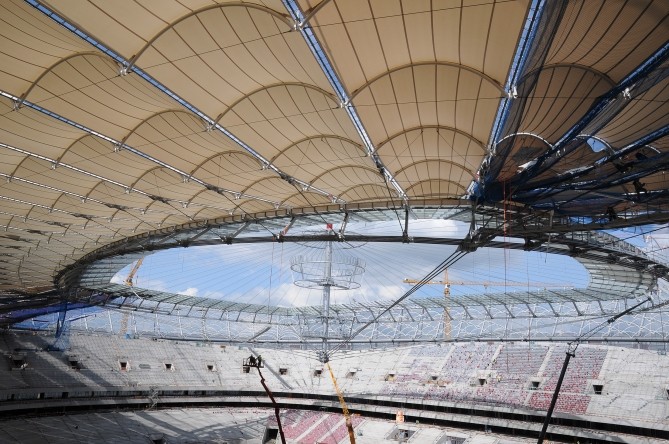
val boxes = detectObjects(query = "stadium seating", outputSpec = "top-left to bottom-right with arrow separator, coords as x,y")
1,332 -> 667,425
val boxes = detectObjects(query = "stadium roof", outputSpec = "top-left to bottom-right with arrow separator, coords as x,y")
1,0 -> 668,331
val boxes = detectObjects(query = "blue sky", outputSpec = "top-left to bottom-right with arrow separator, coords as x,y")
112,219 -> 591,308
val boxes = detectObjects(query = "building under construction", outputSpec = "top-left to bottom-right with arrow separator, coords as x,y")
1,1 -> 669,442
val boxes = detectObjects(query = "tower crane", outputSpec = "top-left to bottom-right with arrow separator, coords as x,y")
119,257 -> 144,336
403,270 -> 574,339
124,257 -> 144,287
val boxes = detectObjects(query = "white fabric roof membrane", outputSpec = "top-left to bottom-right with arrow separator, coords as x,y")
0,0 -> 667,298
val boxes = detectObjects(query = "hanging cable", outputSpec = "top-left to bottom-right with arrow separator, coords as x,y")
268,242 -> 276,312
537,296 -> 651,443
329,248 -> 470,355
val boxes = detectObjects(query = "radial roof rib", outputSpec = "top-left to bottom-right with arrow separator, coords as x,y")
37,0 -> 353,205
292,0 -> 528,202
285,0 -> 428,201
480,0 -> 669,213
485,0 -> 669,176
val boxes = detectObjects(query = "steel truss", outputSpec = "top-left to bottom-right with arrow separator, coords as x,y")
22,284 -> 668,350
31,204 -> 669,350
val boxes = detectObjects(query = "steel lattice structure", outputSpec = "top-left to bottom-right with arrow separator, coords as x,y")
1,1 -> 669,352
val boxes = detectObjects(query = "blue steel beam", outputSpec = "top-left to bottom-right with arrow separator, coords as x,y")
513,123 -> 669,197
487,0 -> 546,157
480,0 -> 566,188
282,0 -> 407,202
510,40 -> 669,191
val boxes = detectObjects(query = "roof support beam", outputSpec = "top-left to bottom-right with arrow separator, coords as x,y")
482,0 -> 558,183
282,0 -> 407,203
508,39 -> 669,192
513,124 -> 669,196
27,1 -> 344,207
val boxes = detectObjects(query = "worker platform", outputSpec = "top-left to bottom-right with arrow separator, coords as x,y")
242,356 -> 264,371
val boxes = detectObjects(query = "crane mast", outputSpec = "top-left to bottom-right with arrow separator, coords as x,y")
120,257 -> 144,336
124,257 -> 144,287
403,271 -> 574,340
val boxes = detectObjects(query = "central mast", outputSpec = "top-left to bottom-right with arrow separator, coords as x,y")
290,224 -> 366,363
321,236 -> 333,362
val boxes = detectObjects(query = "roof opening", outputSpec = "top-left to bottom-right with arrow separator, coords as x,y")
593,384 -> 604,395
586,137 -> 608,153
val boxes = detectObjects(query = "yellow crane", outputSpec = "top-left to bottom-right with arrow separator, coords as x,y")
402,278 -> 574,288
124,257 -> 144,287
119,257 -> 144,336
327,362 -> 356,444
403,270 -> 574,339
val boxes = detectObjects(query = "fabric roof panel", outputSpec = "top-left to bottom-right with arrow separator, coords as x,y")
353,65 -> 501,146
546,1 -> 669,82
310,166 -> 384,196
339,183 -> 396,203
596,79 -> 669,148
124,116 -> 245,175
377,128 -> 485,174
0,0 -> 91,95
131,168 -> 205,201
59,137 -> 158,188
482,1 -> 529,83
192,153 -> 270,192
305,0 -> 526,95
374,14 -> 411,68
271,136 -> 367,182
23,56 -> 180,140
135,6 -> 330,118
0,101 -> 86,159
45,0 -> 151,59
406,180 -> 465,199
458,2 -> 493,76
519,66 -> 613,142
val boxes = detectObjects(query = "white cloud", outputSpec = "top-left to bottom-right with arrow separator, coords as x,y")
179,287 -> 199,296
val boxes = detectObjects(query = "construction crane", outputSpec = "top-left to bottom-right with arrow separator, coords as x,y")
402,278 -> 575,288
403,270 -> 574,339
327,362 -> 356,444
119,257 -> 144,336
124,257 -> 144,287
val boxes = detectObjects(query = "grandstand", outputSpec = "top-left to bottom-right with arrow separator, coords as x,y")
1,0 -> 669,443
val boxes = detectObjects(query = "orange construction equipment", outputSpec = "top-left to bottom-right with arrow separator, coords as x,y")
327,362 -> 356,444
